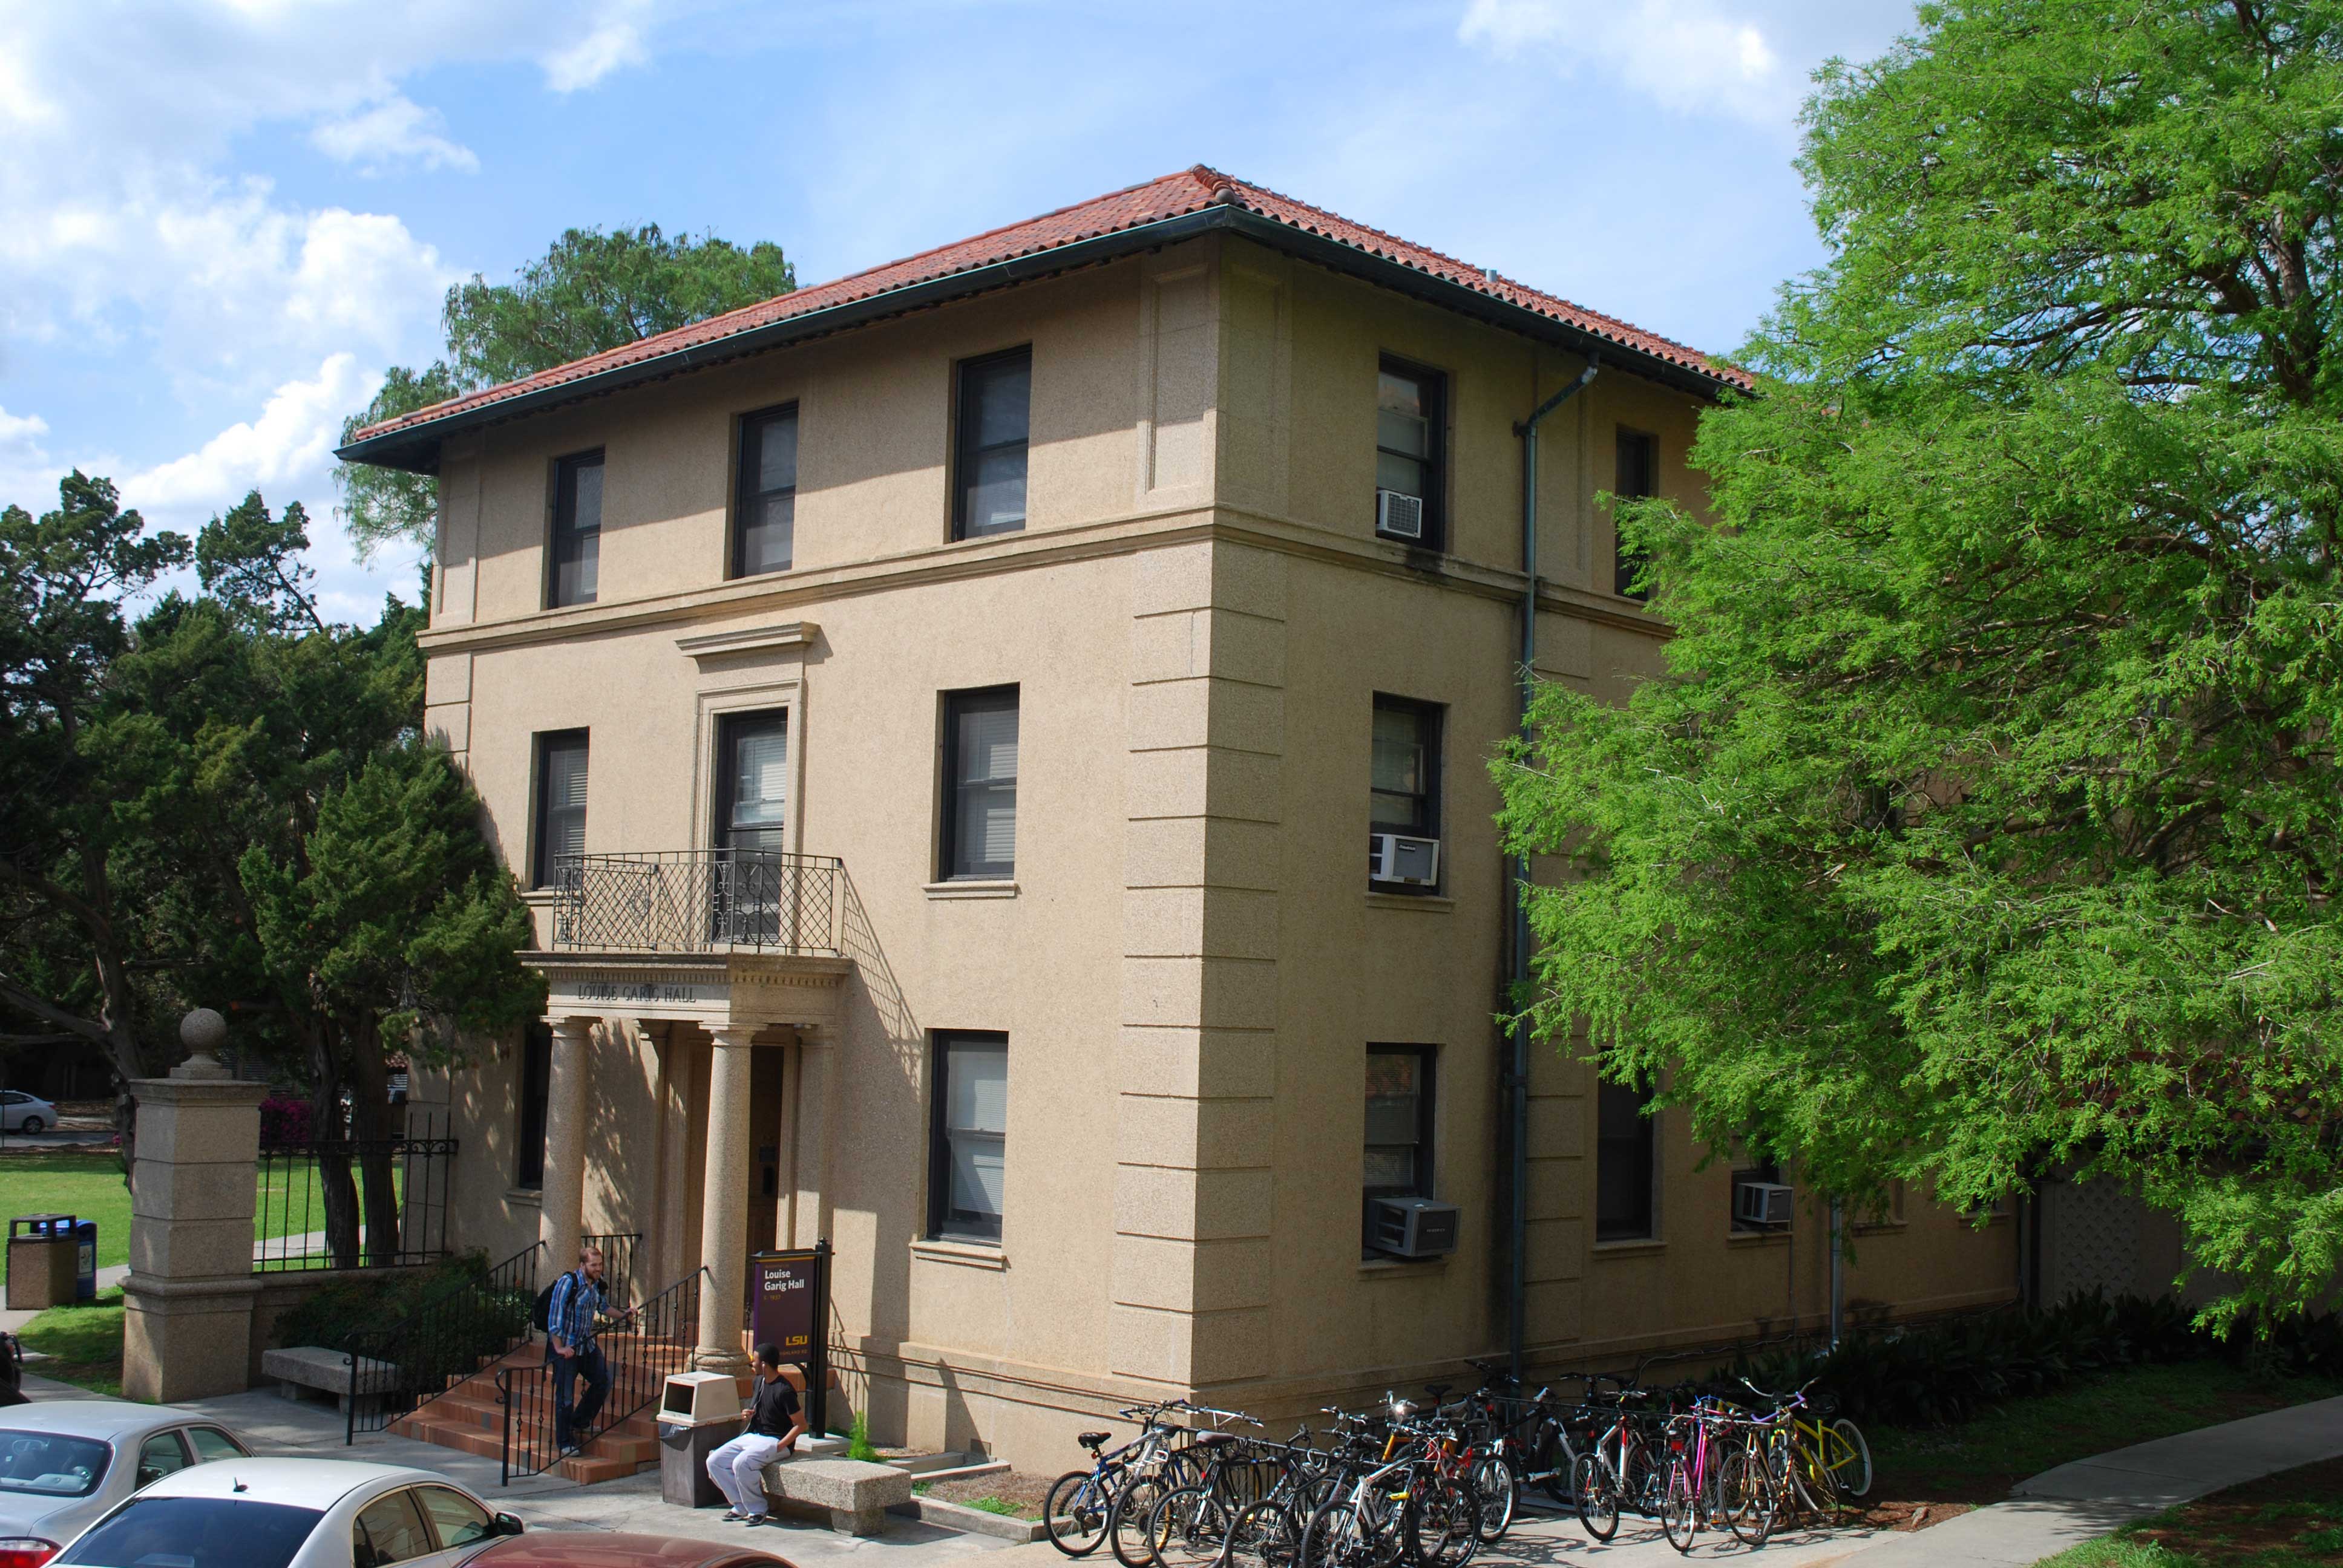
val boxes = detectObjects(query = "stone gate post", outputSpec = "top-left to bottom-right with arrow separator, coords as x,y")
121,1010 -> 269,1403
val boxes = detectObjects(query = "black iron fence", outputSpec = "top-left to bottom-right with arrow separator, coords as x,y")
581,1232 -> 640,1310
499,1264 -> 706,1483
342,1240 -> 543,1442
255,1116 -> 456,1272
549,850 -> 844,955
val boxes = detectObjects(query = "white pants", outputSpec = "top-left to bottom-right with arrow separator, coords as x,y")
708,1432 -> 788,1515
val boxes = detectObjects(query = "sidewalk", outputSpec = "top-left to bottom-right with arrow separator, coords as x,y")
1828,1393 -> 2343,1567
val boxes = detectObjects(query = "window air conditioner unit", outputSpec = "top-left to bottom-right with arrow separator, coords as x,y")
1370,833 -> 1441,887
1377,489 -> 1424,541
1735,1181 -> 1795,1229
1369,1197 -> 1460,1259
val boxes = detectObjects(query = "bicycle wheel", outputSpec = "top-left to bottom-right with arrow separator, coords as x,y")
1719,1445 -> 1774,1549
1570,1451 -> 1618,1543
1830,1417 -> 1874,1497
1110,1475 -> 1170,1568
1045,1470 -> 1113,1557
1300,1500 -> 1390,1568
1225,1499 -> 1297,1568
1469,1454 -> 1515,1543
1622,1431 -> 1662,1518
1659,1460 -> 1697,1555
1531,1423 -> 1572,1509
1149,1484 -> 1233,1568
1405,1477 -> 1478,1568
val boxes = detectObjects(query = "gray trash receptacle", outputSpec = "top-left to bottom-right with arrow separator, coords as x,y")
660,1413 -> 745,1508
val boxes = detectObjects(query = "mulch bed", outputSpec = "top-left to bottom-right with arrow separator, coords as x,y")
2120,1455 -> 2343,1564
914,1469 -> 1054,1519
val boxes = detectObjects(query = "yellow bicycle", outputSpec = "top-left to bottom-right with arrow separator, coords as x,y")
1742,1379 -> 1872,1517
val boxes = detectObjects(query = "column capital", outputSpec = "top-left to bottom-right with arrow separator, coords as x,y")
796,1024 -> 836,1050
708,1024 -> 759,1051
548,1014 -> 598,1044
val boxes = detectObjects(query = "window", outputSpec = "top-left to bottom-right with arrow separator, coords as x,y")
413,1486 -> 496,1550
1364,1045 -> 1435,1245
954,348 -> 1031,540
185,1427 -> 247,1464
516,1021 -> 551,1190
716,711 -> 790,944
1614,429 -> 1656,600
1375,358 -> 1446,547
1731,1160 -> 1786,1233
135,1433 -> 190,1488
941,687 -> 1018,880
353,1489 -> 434,1566
56,1498 -> 324,1568
531,730 -> 589,888
733,405 -> 798,577
1368,696 -> 1442,889
548,450 -> 604,607
1596,1081 -> 1657,1242
0,1430 -> 109,1496
928,1032 -> 1008,1241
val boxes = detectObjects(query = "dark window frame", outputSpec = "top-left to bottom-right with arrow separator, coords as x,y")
516,1022 -> 552,1191
1614,428 -> 1657,600
731,403 -> 799,579
1595,1079 -> 1659,1243
529,729 -> 590,889
1363,1043 -> 1437,1248
715,708 -> 790,853
927,1030 -> 1009,1243
1374,354 -> 1448,550
952,346 -> 1034,541
939,685 -> 1020,881
546,449 -> 605,609
1368,694 -> 1444,893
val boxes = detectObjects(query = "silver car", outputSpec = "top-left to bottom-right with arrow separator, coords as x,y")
53,1457 -> 522,1568
0,1093 -> 56,1135
0,1400 -> 249,1561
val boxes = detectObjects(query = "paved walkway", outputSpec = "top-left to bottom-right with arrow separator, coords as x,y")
1829,1393 -> 2343,1567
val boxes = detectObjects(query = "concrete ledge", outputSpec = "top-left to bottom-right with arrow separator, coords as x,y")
263,1345 -> 398,1413
762,1455 -> 914,1537
890,1495 -> 1046,1542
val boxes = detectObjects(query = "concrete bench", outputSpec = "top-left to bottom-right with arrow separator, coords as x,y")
262,1346 -> 398,1416
761,1455 -> 914,1536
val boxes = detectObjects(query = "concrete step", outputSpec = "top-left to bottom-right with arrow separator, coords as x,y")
388,1331 -> 690,1486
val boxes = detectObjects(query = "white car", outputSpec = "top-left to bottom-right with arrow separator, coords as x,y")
0,1401 -> 250,1566
51,1458 -> 523,1568
0,1094 -> 56,1135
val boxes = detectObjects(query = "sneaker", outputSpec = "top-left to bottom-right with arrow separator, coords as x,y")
721,1509 -> 749,1521
739,1514 -> 769,1525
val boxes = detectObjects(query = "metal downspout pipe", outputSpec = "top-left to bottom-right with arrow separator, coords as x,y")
1508,355 -> 1599,1382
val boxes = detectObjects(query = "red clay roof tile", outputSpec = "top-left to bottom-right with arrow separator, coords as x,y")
350,166 -> 1745,447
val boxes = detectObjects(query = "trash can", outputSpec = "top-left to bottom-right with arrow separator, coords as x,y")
5,1215 -> 76,1313
657,1371 -> 744,1509
72,1220 -> 97,1302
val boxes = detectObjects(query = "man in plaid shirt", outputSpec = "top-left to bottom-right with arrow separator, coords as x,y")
546,1244 -> 631,1454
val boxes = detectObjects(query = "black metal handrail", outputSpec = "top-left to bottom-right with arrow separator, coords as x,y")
343,1240 -> 545,1443
500,1265 -> 707,1484
581,1231 -> 641,1310
550,850 -> 844,955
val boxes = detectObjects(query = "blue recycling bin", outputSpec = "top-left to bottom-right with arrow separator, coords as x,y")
73,1220 -> 96,1301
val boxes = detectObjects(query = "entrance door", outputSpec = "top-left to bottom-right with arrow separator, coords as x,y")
749,1045 -> 785,1255
715,711 -> 788,944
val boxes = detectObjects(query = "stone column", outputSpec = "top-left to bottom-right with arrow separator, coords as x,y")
791,1026 -> 837,1248
536,1016 -> 595,1275
692,1024 -> 756,1374
122,1010 -> 269,1403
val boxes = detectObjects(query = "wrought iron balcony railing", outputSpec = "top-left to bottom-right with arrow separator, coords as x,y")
549,850 -> 844,955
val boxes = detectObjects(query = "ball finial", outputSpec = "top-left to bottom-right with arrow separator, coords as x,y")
180,1008 -> 227,1053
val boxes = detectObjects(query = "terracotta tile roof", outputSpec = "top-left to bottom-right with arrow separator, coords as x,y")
350,166 -> 1745,448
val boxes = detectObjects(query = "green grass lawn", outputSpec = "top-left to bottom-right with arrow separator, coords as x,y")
17,1287 -> 126,1399
1,1149 -> 405,1280
2030,1456 -> 2343,1566
1860,1361 -> 2343,1531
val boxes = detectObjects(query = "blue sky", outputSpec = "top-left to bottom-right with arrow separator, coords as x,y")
0,0 -> 1913,624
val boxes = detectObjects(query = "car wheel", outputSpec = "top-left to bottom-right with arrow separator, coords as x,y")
18,1116 -> 42,1135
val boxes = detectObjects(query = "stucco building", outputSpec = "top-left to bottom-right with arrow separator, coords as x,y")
344,167 -> 2017,1469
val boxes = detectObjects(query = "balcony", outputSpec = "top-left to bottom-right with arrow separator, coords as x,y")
548,850 -> 844,956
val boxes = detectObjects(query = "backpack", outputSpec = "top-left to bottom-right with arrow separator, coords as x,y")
0,1333 -> 24,1407
532,1273 -> 568,1334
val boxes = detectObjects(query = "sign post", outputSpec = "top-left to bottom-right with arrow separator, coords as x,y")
748,1240 -> 831,1436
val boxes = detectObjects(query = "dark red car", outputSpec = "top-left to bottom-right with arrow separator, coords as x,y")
464,1534 -> 796,1568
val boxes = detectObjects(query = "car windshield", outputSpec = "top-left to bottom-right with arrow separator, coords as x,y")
56,1497 -> 323,1568
0,1431 -> 110,1497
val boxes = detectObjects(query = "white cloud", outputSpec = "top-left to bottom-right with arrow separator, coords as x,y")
545,16 -> 649,92
1458,0 -> 1888,127
125,354 -> 373,514
312,94 -> 480,175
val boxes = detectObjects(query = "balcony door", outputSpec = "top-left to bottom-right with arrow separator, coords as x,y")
715,711 -> 790,945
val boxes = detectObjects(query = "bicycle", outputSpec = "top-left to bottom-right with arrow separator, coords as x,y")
1043,1401 -> 1191,1559
1571,1383 -> 1664,1542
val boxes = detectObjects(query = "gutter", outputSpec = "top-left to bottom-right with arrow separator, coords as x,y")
337,206 -> 1729,475
1506,355 -> 1599,1384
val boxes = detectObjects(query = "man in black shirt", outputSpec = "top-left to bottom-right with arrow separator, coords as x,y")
706,1342 -> 807,1522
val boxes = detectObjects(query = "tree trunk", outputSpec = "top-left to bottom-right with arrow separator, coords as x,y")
309,1027 -> 361,1270
346,1034 -> 401,1266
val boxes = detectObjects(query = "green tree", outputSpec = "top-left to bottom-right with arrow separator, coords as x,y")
338,226 -> 796,557
1496,0 -> 2343,1322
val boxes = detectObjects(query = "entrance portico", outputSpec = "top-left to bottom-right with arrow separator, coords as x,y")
529,946 -> 849,1377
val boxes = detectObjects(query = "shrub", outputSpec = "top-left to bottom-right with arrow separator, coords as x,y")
258,1095 -> 313,1146
272,1253 -> 532,1396
848,1412 -> 880,1462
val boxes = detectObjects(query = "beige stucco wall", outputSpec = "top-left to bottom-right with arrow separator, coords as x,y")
417,234 -> 2014,1471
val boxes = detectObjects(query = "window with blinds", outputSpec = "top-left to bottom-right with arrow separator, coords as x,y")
531,730 -> 589,888
928,1031 -> 1008,1242
548,451 -> 603,607
718,711 -> 788,854
733,406 -> 797,577
1375,356 -> 1446,548
953,348 -> 1031,540
942,687 -> 1018,880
